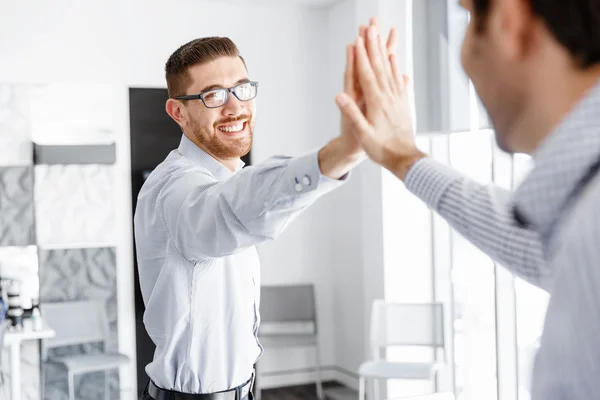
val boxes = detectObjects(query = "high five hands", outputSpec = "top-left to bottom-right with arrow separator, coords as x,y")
338,18 -> 427,181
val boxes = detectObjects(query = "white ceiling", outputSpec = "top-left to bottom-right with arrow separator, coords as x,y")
200,0 -> 345,9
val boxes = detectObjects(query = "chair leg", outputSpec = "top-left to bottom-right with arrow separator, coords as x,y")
314,345 -> 324,399
38,342 -> 45,400
40,364 -> 45,400
67,372 -> 75,400
431,370 -> 437,393
105,370 -> 110,400
359,376 -> 366,400
373,378 -> 380,400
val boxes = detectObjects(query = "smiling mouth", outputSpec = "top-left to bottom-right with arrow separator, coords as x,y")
217,121 -> 246,134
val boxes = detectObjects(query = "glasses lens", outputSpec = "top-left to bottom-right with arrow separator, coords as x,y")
234,82 -> 257,101
203,89 -> 228,107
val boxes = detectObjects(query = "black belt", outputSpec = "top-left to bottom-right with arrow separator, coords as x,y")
147,373 -> 254,400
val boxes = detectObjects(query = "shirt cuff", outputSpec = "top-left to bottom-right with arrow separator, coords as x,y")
404,157 -> 463,210
284,150 -> 348,197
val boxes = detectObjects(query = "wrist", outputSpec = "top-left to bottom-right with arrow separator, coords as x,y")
318,137 -> 364,179
390,148 -> 428,181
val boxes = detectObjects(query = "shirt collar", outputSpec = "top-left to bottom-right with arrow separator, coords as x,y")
513,80 -> 600,243
177,134 -> 245,181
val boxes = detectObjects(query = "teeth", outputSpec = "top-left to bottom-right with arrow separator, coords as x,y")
218,123 -> 244,133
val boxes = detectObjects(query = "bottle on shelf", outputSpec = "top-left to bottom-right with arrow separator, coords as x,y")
31,298 -> 42,331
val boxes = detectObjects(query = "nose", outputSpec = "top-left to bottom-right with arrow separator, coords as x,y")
221,92 -> 244,117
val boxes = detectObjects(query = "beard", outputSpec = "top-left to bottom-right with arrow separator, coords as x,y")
190,114 -> 253,160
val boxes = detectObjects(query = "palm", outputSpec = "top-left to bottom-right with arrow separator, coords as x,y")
365,95 -> 414,166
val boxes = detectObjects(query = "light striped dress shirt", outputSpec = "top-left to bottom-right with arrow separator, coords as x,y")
134,135 -> 345,394
405,80 -> 600,399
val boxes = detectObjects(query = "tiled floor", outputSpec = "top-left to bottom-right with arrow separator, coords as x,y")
260,382 -> 357,400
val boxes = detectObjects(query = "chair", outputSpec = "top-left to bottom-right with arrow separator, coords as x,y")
256,284 -> 323,400
41,300 -> 129,400
359,300 -> 446,400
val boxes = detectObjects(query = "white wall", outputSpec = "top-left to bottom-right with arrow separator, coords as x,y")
0,0 -> 340,394
325,0 -> 367,386
325,0 -> 419,390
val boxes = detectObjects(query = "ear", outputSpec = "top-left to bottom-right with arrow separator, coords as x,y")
166,98 -> 187,129
495,0 -> 535,62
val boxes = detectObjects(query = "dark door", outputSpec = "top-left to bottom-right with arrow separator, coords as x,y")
129,88 -> 181,396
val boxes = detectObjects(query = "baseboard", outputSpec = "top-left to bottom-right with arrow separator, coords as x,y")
258,367 -> 337,389
331,367 -> 359,391
258,366 -> 359,391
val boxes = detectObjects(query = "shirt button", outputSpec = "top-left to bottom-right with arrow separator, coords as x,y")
302,175 -> 311,186
295,183 -> 303,192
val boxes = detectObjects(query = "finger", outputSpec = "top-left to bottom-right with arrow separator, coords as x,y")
354,46 -> 363,97
353,47 -> 363,102
386,27 -> 398,55
389,53 -> 403,91
336,93 -> 371,133
359,24 -> 367,42
354,36 -> 380,107
344,44 -> 356,96
368,19 -> 393,83
357,98 -> 366,114
378,30 -> 393,80
349,44 -> 363,101
365,26 -> 387,89
369,17 -> 387,66
354,79 -> 363,102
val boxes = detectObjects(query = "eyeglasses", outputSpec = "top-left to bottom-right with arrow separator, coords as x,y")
174,81 -> 259,108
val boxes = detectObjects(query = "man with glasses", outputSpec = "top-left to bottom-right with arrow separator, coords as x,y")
134,32 -> 394,400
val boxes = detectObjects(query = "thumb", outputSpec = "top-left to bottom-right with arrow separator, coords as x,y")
336,93 -> 371,135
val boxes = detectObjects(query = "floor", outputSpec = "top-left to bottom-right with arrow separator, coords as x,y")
260,382 -> 357,400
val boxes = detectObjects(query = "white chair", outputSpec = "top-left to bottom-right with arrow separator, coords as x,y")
41,300 -> 129,400
359,300 -> 446,400
256,284 -> 323,400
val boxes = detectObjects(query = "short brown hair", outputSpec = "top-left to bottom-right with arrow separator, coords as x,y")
473,0 -> 600,68
165,37 -> 247,98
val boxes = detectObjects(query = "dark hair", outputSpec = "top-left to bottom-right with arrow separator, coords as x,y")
165,37 -> 247,98
474,0 -> 600,67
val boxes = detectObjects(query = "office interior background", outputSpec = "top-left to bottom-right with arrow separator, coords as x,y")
0,0 -> 549,399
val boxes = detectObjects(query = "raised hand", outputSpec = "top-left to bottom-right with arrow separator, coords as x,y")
339,18 -> 399,161
336,23 -> 426,181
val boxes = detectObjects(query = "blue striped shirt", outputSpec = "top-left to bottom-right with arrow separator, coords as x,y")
134,135 -> 345,394
405,81 -> 600,399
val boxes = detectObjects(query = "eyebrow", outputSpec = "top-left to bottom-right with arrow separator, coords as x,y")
199,78 -> 251,94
